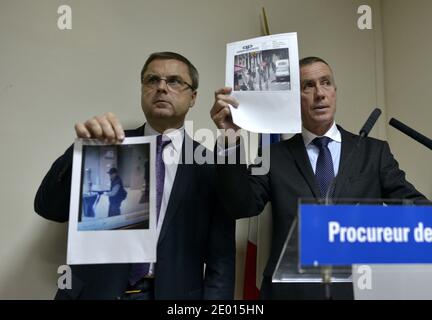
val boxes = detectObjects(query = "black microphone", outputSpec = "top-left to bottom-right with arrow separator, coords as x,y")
389,118 -> 432,150
326,107 -> 382,201
359,108 -> 382,138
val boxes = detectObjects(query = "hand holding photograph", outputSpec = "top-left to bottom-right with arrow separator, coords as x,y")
67,137 -> 157,265
226,32 -> 301,134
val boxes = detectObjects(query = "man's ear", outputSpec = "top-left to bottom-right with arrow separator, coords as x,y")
189,91 -> 197,108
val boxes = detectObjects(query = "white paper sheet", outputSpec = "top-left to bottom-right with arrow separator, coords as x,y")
67,137 -> 157,265
226,32 -> 301,133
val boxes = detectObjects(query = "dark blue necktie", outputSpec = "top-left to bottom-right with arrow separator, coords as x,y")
312,137 -> 335,198
129,135 -> 170,285
155,135 -> 171,221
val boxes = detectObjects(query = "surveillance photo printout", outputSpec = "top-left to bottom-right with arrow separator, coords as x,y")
67,137 -> 157,265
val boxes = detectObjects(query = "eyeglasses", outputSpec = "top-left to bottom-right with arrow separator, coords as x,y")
142,75 -> 194,92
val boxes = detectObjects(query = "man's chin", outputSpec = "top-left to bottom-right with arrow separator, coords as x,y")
310,114 -> 334,127
312,113 -> 331,121
152,109 -> 174,118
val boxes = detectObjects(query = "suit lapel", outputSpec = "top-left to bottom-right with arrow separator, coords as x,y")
157,135 -> 194,244
125,125 -> 145,137
333,126 -> 357,198
287,134 -> 320,197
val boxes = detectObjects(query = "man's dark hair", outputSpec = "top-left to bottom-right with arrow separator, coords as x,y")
299,56 -> 330,68
140,52 -> 199,90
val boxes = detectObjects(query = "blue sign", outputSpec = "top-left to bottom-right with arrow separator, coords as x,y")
300,204 -> 432,266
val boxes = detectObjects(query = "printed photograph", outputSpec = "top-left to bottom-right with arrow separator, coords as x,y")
78,143 -> 150,231
233,48 -> 290,91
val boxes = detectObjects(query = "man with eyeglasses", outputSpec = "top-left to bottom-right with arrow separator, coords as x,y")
34,52 -> 235,300
211,56 -> 428,299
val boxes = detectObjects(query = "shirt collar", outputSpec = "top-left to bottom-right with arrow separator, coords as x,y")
302,122 -> 341,147
144,123 -> 184,153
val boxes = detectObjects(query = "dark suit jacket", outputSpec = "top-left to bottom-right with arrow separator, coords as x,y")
34,125 -> 236,300
216,126 -> 428,299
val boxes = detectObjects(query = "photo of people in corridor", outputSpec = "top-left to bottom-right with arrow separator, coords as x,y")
78,143 -> 150,231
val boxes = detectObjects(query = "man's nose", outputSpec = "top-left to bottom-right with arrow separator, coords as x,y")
156,78 -> 169,91
315,84 -> 325,99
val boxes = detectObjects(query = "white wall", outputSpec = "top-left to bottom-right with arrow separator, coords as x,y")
0,0 -> 427,299
381,0 -> 432,199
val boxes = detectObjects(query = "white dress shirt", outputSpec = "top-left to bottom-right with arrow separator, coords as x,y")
302,122 -> 342,175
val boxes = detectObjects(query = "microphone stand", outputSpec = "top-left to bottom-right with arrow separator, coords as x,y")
321,181 -> 336,300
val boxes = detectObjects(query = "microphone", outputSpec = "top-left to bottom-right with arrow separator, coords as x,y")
359,108 -> 382,138
325,107 -> 382,201
389,118 -> 432,150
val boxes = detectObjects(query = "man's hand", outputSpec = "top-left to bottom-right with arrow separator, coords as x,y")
210,87 -> 241,132
74,112 -> 125,144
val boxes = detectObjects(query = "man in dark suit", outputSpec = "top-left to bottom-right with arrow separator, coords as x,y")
34,52 -> 235,300
210,56 -> 428,299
